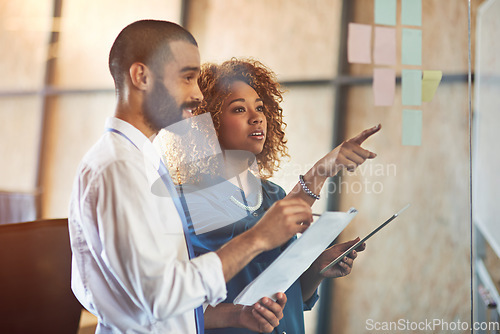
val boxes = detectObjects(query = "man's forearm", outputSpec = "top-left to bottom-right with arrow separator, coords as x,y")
204,304 -> 241,329
216,198 -> 313,282
215,229 -> 266,282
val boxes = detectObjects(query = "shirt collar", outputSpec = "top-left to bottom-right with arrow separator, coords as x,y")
105,117 -> 162,171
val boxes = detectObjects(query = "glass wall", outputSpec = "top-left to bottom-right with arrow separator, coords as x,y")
0,1 -> 485,333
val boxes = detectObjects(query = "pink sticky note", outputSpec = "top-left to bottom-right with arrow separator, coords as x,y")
374,26 -> 396,65
373,68 -> 395,106
347,23 -> 372,64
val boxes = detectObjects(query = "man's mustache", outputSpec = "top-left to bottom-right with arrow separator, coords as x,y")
180,100 -> 201,110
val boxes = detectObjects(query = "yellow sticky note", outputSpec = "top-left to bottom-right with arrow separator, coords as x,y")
422,70 -> 442,102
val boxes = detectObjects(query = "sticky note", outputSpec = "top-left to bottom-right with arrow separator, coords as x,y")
402,28 -> 422,65
375,0 -> 397,26
402,0 -> 422,26
402,109 -> 422,146
373,68 -> 395,106
374,27 -> 396,65
402,69 -> 422,106
347,23 -> 372,64
422,70 -> 442,102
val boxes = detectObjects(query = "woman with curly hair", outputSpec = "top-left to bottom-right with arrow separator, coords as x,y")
166,58 -> 381,333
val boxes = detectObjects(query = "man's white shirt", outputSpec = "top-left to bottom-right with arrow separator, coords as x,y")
69,117 -> 226,333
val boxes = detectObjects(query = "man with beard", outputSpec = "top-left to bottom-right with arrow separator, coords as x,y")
69,20 -> 313,334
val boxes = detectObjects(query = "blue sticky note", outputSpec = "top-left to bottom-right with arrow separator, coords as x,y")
402,28 -> 422,65
402,109 -> 422,146
402,69 -> 422,106
402,0 -> 422,26
375,0 -> 397,26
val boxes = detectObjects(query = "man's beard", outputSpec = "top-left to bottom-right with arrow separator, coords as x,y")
142,79 -> 199,133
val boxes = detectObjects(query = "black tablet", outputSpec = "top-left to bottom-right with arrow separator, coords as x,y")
319,204 -> 410,274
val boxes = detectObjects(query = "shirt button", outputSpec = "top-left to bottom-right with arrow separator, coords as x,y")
282,332 -> 287,334
252,212 -> 258,216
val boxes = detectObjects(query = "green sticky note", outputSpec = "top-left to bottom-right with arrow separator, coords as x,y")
375,0 -> 397,26
402,28 -> 422,65
402,109 -> 422,146
422,70 -> 442,102
402,0 -> 422,26
402,69 -> 422,106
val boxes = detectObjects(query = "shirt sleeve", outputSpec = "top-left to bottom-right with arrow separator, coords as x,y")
85,159 -> 226,321
303,289 -> 319,311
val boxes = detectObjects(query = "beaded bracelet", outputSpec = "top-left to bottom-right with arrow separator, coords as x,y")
299,175 -> 320,200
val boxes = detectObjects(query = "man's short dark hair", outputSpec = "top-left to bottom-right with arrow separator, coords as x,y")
109,20 -> 197,92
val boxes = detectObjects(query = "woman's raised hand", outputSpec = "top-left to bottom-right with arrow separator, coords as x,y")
314,124 -> 381,177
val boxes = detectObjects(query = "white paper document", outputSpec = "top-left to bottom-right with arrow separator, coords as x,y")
233,208 -> 358,306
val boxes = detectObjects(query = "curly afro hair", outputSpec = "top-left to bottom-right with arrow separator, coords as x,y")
194,58 -> 289,179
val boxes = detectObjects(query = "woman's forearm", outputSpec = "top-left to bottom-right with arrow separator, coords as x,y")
286,164 -> 328,205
